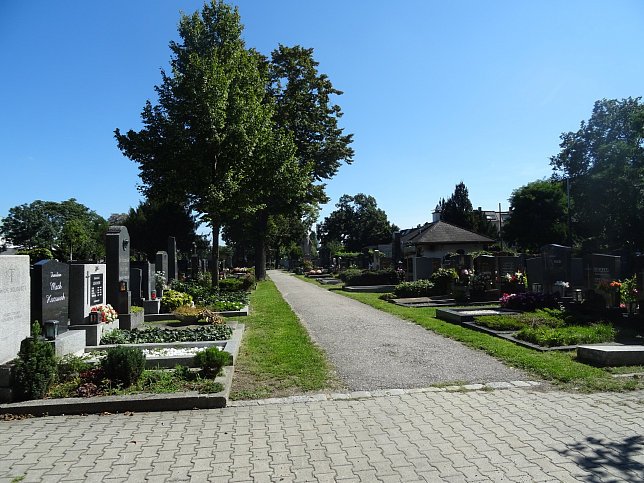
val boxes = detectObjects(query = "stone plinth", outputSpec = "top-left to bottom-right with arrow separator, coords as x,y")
69,320 -> 119,346
0,255 -> 30,364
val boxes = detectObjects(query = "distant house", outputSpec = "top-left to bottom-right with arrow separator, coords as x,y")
397,220 -> 495,281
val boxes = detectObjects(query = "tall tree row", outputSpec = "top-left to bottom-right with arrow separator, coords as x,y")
116,1 -> 353,283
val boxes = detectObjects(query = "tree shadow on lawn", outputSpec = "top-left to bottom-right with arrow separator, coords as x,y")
558,435 -> 644,480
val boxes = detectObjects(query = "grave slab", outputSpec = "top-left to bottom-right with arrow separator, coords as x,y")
577,345 -> 644,366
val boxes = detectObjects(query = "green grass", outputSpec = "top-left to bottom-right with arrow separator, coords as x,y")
229,278 -> 343,400
334,290 -> 643,392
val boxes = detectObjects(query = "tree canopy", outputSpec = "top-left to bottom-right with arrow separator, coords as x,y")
318,194 -> 398,252
1,199 -> 108,261
438,182 -> 497,238
503,179 -> 568,252
116,2 -> 353,282
116,1 -> 269,284
550,97 -> 644,252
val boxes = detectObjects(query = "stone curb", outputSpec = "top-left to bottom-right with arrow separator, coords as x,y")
228,380 -> 542,407
0,324 -> 246,416
0,366 -> 233,416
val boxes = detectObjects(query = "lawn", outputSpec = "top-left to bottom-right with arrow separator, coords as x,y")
229,277 -> 344,400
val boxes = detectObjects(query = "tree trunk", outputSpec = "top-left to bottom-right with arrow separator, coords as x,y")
211,223 -> 220,288
254,211 -> 269,281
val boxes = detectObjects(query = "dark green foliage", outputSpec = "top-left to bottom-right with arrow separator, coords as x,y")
171,280 -> 249,308
516,324 -> 616,347
550,97 -> 644,252
500,292 -> 560,311
56,355 -> 93,383
394,280 -> 435,298
13,335 -> 57,401
100,346 -> 146,387
100,325 -> 233,344
2,199 -> 108,261
218,275 -> 255,292
437,182 -> 497,237
193,347 -> 230,376
430,268 -> 459,295
318,194 -> 397,252
160,290 -> 193,313
338,269 -> 403,286
124,200 -> 203,261
503,180 -> 568,252
15,248 -> 53,264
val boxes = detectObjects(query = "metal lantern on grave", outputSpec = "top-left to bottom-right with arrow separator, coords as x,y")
44,320 -> 59,340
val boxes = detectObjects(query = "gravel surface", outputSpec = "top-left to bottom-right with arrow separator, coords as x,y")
269,270 -> 529,391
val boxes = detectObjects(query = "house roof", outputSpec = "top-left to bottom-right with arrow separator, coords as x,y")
402,220 -> 494,245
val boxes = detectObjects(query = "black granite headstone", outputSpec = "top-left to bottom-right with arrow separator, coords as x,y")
105,226 -> 131,314
541,244 -> 572,293
130,268 -> 143,305
584,253 -> 621,289
526,257 -> 543,290
131,261 -> 155,300
167,236 -> 178,282
31,259 -> 69,333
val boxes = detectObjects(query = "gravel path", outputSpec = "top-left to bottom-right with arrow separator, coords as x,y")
269,270 -> 529,391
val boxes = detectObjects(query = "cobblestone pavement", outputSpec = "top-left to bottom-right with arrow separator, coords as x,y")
2,387 -> 644,482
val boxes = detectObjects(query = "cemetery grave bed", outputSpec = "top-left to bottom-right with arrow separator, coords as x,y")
0,323 -> 244,416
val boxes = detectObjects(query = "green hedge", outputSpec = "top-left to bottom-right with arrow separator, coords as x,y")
338,269 -> 403,286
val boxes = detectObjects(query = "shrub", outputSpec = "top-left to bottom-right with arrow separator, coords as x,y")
56,354 -> 93,383
500,292 -> 559,312
218,278 -> 243,291
160,290 -> 193,313
394,280 -> 435,298
100,345 -> 146,387
430,268 -> 459,295
172,305 -> 202,323
240,274 -> 256,291
13,323 -> 57,400
193,347 -> 230,377
339,269 -> 403,286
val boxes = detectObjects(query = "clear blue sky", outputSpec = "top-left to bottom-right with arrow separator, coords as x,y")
1,0 -> 642,241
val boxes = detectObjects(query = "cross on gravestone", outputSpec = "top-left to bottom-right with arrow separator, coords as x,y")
105,226 -> 131,315
0,256 -> 30,364
31,259 -> 69,334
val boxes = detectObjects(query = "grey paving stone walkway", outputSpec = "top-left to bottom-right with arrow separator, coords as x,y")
269,270 -> 528,390
2,388 -> 644,482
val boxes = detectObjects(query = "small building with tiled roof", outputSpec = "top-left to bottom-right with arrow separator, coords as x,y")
397,220 -> 495,280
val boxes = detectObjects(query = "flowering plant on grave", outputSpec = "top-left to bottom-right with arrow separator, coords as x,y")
621,275 -> 639,304
91,304 -> 118,323
154,271 -> 167,289
554,281 -> 569,288
504,271 -> 525,285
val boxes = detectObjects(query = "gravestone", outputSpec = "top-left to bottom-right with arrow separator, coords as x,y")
541,244 -> 572,294
526,257 -> 544,291
474,255 -> 495,276
130,268 -> 143,306
178,259 -> 188,278
167,236 -> 178,282
156,251 -> 168,284
131,261 -> 155,300
31,259 -> 69,334
496,256 -> 522,279
105,226 -> 131,315
191,254 -> 199,277
570,258 -> 584,289
584,253 -> 621,289
69,263 -> 107,325
0,256 -> 30,364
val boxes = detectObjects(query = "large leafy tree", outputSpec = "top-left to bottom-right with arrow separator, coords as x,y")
550,97 -> 644,252
115,1 -> 269,285
318,193 -> 398,252
503,180 -> 568,252
123,199 -> 203,261
1,199 -> 108,260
